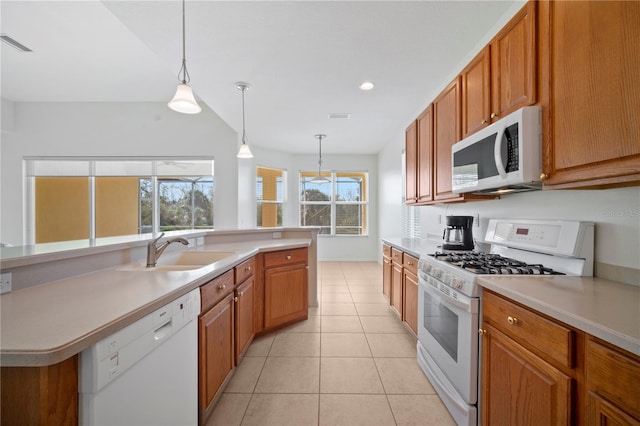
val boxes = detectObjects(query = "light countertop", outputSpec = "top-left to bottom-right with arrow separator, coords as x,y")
478,275 -> 640,356
0,238 -> 311,367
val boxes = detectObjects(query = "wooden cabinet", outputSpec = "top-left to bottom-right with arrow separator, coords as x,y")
234,257 -> 255,361
433,77 -> 463,202
405,120 -> 418,204
382,244 -> 392,301
1,355 -> 78,426
540,1 -> 640,188
402,254 -> 419,336
390,248 -> 404,316
481,323 -> 572,425
461,1 -> 536,138
481,290 -> 579,425
198,289 -> 234,422
264,248 -> 308,330
585,337 -> 640,425
490,1 -> 537,122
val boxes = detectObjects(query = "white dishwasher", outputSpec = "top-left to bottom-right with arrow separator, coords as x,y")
79,288 -> 200,426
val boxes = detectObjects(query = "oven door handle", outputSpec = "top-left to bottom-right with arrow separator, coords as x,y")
423,282 -> 473,313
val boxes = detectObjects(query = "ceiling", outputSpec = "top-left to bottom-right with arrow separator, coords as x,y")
1,1 -> 520,155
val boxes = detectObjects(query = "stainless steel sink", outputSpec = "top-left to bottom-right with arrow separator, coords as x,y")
118,251 -> 236,272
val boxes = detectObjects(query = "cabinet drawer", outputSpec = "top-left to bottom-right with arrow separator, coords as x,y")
200,270 -> 234,313
586,337 -> 640,420
235,257 -> 255,285
391,248 -> 403,264
383,244 -> 391,258
264,248 -> 307,268
403,254 -> 418,275
483,290 -> 575,368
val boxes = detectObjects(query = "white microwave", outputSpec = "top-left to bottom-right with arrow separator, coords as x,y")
452,106 -> 542,194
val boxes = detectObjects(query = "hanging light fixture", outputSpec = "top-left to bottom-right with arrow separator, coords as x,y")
235,82 -> 254,159
310,134 -> 330,184
168,0 -> 202,114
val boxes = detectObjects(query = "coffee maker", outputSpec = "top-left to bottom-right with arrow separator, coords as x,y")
442,215 -> 474,251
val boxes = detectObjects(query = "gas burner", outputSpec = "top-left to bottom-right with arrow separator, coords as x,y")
430,252 -> 564,276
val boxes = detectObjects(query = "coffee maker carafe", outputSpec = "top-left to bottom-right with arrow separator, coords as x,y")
442,215 -> 474,251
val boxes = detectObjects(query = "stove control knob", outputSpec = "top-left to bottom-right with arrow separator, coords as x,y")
453,278 -> 463,289
442,273 -> 451,285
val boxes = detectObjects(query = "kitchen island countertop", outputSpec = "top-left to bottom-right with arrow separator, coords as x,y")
0,237 -> 312,367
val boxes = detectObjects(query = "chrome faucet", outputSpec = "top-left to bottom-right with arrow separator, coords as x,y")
146,232 -> 189,267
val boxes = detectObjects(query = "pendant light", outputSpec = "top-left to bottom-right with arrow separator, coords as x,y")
236,82 -> 254,159
168,0 -> 201,114
310,134 -> 330,184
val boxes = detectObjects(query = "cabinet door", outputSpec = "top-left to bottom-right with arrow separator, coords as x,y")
433,77 -> 463,202
416,105 -> 433,202
402,270 -> 418,335
461,46 -> 491,138
235,277 -> 255,361
541,1 -> 640,187
405,120 -> 418,204
490,1 -> 536,120
391,262 -> 403,316
264,264 -> 308,329
587,392 -> 640,426
481,323 -> 572,425
382,256 -> 392,302
199,293 -> 234,411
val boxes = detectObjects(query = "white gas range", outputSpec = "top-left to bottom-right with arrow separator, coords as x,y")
416,219 -> 594,426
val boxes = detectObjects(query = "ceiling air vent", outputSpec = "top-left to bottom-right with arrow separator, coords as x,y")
328,113 -> 351,120
1,35 -> 32,52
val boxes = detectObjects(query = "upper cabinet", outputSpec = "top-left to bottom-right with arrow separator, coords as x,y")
433,78 -> 463,202
405,105 -> 433,205
461,2 -> 537,138
405,120 -> 418,204
539,1 -> 640,188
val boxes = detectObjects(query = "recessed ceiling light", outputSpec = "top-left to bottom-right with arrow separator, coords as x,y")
359,81 -> 375,91
328,113 -> 351,119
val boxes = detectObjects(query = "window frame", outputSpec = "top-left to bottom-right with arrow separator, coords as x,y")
256,166 -> 287,228
299,171 -> 368,236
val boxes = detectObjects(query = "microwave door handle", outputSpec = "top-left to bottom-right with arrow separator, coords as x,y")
494,124 -> 508,178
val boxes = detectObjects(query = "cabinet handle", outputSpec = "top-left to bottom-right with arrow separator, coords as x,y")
286,255 -> 292,260
408,261 -> 414,266
305,266 -> 310,270
540,172 -> 549,181
246,266 -> 252,271
481,119 -> 487,124
234,296 -> 238,303
218,284 -> 226,290
507,316 -> 518,325
490,112 -> 498,119
478,329 -> 487,336
239,291 -> 243,296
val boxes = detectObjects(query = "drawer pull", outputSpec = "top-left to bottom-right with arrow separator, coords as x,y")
286,255 -> 292,260
234,296 -> 238,302
507,316 -> 518,325
246,266 -> 252,271
218,284 -> 226,290
478,329 -> 487,336
239,291 -> 243,296
407,261 -> 414,266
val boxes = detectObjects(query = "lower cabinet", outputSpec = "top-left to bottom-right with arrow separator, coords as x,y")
481,323 -> 572,425
403,267 -> 418,336
382,245 -> 392,302
264,248 -> 309,329
391,261 -> 403,316
198,271 -> 235,423
234,276 -> 255,361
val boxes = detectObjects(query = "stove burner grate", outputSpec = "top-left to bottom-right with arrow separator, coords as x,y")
430,252 -> 565,275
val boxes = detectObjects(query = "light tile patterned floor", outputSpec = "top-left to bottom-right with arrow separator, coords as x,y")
206,261 -> 456,426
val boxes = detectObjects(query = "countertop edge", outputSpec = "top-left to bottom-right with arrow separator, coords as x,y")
0,239 -> 311,367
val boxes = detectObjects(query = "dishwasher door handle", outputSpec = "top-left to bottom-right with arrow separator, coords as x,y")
154,319 -> 173,341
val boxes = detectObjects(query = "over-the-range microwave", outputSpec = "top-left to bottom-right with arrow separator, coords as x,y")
452,106 -> 542,195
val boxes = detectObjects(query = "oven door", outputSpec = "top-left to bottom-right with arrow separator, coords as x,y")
417,275 -> 479,404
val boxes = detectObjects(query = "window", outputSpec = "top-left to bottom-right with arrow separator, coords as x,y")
299,171 -> 367,236
25,158 -> 214,244
256,167 -> 285,227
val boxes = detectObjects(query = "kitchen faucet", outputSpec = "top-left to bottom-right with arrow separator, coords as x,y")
146,232 -> 189,267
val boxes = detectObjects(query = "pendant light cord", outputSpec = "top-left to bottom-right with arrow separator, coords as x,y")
241,88 -> 248,144
177,0 -> 191,84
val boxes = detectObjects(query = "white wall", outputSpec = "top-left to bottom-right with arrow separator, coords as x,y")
0,100 -> 238,245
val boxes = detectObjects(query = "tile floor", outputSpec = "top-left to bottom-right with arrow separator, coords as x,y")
206,261 -> 456,426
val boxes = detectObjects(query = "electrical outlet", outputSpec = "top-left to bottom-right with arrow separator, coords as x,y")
272,232 -> 282,239
196,236 -> 205,246
0,272 -> 12,294
437,214 -> 442,225
474,214 -> 480,227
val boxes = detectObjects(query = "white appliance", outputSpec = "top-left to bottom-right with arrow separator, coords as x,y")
79,288 -> 201,426
417,219 -> 594,426
452,106 -> 542,194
